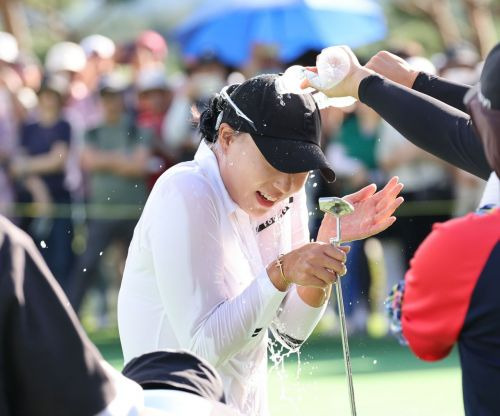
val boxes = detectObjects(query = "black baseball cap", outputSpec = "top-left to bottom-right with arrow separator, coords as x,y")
464,42 -> 500,176
122,350 -> 225,403
219,74 -> 336,182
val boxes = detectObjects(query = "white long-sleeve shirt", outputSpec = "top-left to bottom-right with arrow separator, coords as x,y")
118,141 -> 327,416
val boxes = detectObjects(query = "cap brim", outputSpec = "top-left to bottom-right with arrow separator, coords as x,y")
252,134 -> 336,182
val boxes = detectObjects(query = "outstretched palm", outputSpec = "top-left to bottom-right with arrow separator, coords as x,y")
317,176 -> 404,243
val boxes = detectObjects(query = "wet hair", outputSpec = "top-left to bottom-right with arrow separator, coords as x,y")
198,84 -> 239,143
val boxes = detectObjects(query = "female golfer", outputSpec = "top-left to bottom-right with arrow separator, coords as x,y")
118,74 -> 403,415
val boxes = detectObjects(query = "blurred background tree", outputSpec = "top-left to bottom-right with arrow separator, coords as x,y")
388,0 -> 498,56
0,0 -> 499,64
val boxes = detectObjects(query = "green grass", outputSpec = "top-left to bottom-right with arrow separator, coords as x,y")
267,336 -> 463,416
91,330 -> 463,416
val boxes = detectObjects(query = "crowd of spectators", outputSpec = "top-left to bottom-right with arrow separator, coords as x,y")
0,30 -> 486,332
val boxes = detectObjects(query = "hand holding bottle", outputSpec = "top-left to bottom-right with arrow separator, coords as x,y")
301,45 -> 375,101
276,46 -> 362,107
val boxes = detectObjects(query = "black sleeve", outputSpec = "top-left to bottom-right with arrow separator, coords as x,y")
359,74 -> 491,180
412,72 -> 471,113
0,217 -> 116,416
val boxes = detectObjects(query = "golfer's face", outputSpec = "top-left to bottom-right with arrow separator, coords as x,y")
220,131 -> 308,218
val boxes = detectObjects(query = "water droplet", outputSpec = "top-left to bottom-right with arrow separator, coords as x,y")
373,359 -> 378,365
40,240 -> 47,248
134,184 -> 138,188
107,197 -> 111,201
312,183 -> 318,188
99,251 -> 103,256
310,174 -> 315,178
83,268 -> 87,272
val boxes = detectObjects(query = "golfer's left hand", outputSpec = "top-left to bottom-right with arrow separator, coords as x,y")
317,176 -> 404,243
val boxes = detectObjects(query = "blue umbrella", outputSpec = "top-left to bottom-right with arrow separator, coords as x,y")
174,0 -> 387,67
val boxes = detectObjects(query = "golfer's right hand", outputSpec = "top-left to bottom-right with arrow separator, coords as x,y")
267,242 -> 349,291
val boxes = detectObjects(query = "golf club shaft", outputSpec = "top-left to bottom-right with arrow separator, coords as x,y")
319,198 -> 357,415
331,232 -> 357,416
335,274 -> 357,415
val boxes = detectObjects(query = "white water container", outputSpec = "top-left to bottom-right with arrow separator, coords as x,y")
275,46 -> 356,108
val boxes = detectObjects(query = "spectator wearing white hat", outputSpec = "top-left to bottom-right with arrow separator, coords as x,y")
45,40 -> 102,130
135,68 -> 175,189
45,41 -> 100,196
80,34 -> 116,93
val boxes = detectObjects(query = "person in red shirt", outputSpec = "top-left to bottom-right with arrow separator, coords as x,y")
387,204 -> 499,415
382,43 -> 500,415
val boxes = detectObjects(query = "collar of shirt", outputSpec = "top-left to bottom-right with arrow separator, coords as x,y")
194,140 -> 240,217
194,140 -> 292,235
194,141 -> 267,276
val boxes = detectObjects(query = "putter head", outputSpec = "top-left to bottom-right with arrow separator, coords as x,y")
318,197 -> 354,217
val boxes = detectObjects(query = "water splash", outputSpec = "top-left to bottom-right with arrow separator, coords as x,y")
268,337 -> 301,374
275,66 -> 313,95
268,336 -> 304,415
